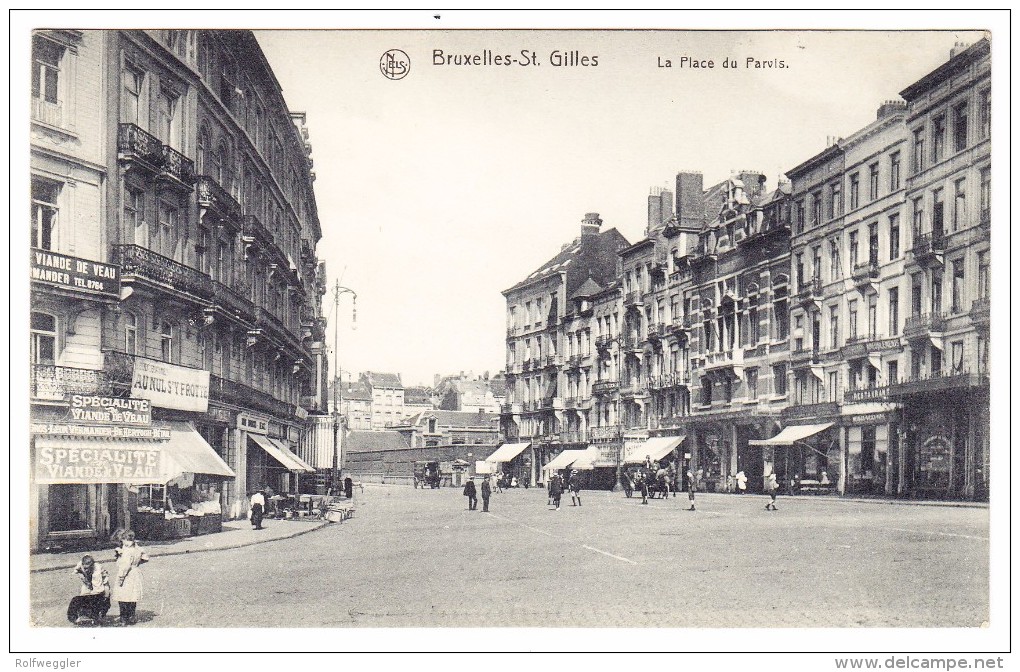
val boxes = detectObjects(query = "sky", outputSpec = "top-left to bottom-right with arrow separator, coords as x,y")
254,26 -> 987,387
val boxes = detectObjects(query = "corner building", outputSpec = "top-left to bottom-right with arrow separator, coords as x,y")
29,30 -> 329,551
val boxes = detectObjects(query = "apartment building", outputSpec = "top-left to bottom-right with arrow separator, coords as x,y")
29,30 -> 329,550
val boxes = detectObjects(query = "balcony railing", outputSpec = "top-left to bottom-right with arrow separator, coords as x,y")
889,371 -> 987,397
563,397 -> 578,409
970,297 -> 990,326
243,214 -> 274,246
595,335 -> 613,350
31,364 -> 109,399
903,312 -> 948,338
159,144 -> 197,186
209,373 -> 294,418
566,354 -> 581,369
543,354 -> 563,368
559,430 -> 587,444
782,401 -> 840,421
31,97 -> 63,127
197,175 -> 242,224
910,232 -> 947,258
500,402 -> 523,415
704,348 -> 745,370
212,279 -> 255,322
844,384 -> 894,404
796,277 -> 823,302
113,244 -> 213,300
117,123 -> 164,168
743,343 -> 767,359
625,333 -> 642,350
851,260 -> 881,283
790,347 -> 820,365
624,291 -> 643,307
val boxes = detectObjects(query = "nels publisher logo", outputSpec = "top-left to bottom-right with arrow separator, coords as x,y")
380,49 -> 410,80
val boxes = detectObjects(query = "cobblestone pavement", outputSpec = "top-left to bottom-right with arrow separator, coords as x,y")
27,485 -> 988,628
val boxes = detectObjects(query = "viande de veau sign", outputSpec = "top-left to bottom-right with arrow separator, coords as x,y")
34,443 -> 163,484
63,395 -> 152,426
30,248 -> 120,298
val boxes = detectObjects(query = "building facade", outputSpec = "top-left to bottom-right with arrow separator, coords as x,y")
29,29 -> 329,551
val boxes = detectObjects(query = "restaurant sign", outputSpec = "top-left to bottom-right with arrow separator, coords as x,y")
35,444 -> 161,484
238,412 -> 269,435
31,422 -> 171,440
64,395 -> 151,426
31,248 -> 120,298
131,356 -> 209,412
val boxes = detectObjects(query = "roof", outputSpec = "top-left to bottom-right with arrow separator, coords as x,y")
363,371 -> 403,390
399,409 -> 500,430
569,277 -> 603,300
503,227 -> 630,296
331,379 -> 372,401
900,38 -> 990,102
403,386 -> 433,405
344,430 -> 411,453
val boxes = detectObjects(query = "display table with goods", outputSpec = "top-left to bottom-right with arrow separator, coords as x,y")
133,482 -> 223,540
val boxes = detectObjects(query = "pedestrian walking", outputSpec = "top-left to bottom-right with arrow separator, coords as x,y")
638,473 -> 649,505
480,477 -> 491,512
463,478 -> 478,510
686,470 -> 697,510
495,472 -> 504,493
765,472 -> 779,510
569,469 -> 582,506
249,489 -> 266,529
67,555 -> 111,626
549,472 -> 563,510
113,531 -> 148,626
736,470 -> 748,494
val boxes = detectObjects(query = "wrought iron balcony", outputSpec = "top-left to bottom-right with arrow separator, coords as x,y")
595,334 -> 613,350
243,214 -> 274,246
903,312 -> 948,339
559,430 -> 587,444
790,347 -> 820,366
542,354 -> 563,368
909,232 -> 946,266
197,175 -> 242,225
970,297 -> 990,327
625,333 -> 642,351
563,397 -> 579,409
888,371 -> 987,397
211,279 -> 255,323
209,373 -> 295,418
589,425 -> 622,441
851,260 -> 881,286
796,277 -> 823,305
113,244 -> 213,300
158,144 -> 197,187
624,291 -> 644,307
500,402 -> 523,415
117,123 -> 164,171
31,364 -> 109,400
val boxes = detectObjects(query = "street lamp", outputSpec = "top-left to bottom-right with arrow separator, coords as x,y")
332,281 -> 357,494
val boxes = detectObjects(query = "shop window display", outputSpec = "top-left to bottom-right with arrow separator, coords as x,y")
48,484 -> 90,532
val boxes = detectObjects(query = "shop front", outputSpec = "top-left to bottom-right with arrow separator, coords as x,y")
688,423 -> 730,492
484,441 -> 532,487
32,419 -> 235,547
749,422 -> 840,495
841,409 -> 899,496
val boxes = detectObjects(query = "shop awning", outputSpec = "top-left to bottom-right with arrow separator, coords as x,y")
485,441 -> 531,463
748,422 -> 835,446
569,447 -> 601,470
34,423 -> 234,485
544,449 -> 589,472
268,437 -> 316,472
248,434 -> 315,473
623,436 -> 686,464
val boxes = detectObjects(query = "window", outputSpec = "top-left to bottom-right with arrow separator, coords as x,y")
812,246 -> 822,281
124,186 -> 146,246
829,306 -> 839,348
887,360 -> 898,384
861,427 -> 876,475
156,201 -> 178,258
795,254 -> 804,289
889,152 -> 901,191
746,368 -> 758,399
952,179 -> 966,231
828,372 -> 839,403
889,215 -> 900,260
932,188 -> 944,238
910,274 -> 923,317
124,312 -> 137,355
931,270 -> 943,314
829,239 -> 841,280
979,168 -> 990,223
32,36 -> 62,106
868,223 -> 879,265
932,115 -> 946,163
912,127 -> 925,173
953,102 -> 968,152
137,483 -> 166,512
774,298 -> 789,339
773,364 -> 787,395
951,340 -> 964,375
911,197 -> 924,242
869,163 -> 879,201
156,88 -> 180,148
829,182 -> 841,219
811,192 -> 821,227
31,312 -> 57,365
794,314 -> 804,352
849,173 -> 860,210
48,484 -> 90,532
31,178 -> 59,250
849,231 -> 859,268
848,300 -> 858,341
931,345 -> 942,376
867,300 -> 877,339
160,321 -> 174,363
979,89 -> 990,139
701,377 -> 712,405
795,200 -> 805,234
977,251 -> 989,300
888,288 -> 899,336
121,65 -> 143,125
951,259 -> 965,313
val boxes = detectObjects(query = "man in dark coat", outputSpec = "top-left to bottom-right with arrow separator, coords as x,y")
480,477 -> 492,512
549,473 -> 563,510
463,478 -> 477,510
344,476 -> 354,500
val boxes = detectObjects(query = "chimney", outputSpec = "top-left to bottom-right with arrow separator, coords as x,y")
876,99 -> 907,120
950,41 -> 970,59
737,171 -> 767,200
581,212 -> 602,237
675,171 -> 704,230
647,187 -> 675,233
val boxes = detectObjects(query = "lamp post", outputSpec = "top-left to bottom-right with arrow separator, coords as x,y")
332,281 -> 357,494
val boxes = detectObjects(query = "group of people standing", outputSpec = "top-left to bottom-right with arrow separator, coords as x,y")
67,530 -> 148,627
462,476 -> 492,512
547,470 -> 582,510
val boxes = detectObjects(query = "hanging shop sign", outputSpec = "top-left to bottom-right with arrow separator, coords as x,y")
918,435 -> 952,474
35,444 -> 161,484
31,422 -> 171,439
64,395 -> 152,426
238,412 -> 270,435
849,413 -> 890,425
30,248 -> 120,298
131,356 -> 209,412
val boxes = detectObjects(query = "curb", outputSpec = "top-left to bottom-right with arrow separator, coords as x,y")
30,520 -> 333,574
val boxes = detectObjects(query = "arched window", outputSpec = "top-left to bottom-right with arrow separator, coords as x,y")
124,311 -> 137,354
160,321 -> 174,363
31,311 -> 57,365
197,127 -> 209,175
212,139 -> 224,185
